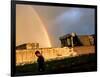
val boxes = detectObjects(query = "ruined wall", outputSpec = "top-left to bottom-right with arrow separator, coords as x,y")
16,46 -> 95,66
73,46 -> 95,55
16,47 -> 77,65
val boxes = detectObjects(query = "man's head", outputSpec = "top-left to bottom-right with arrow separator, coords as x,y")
35,51 -> 41,57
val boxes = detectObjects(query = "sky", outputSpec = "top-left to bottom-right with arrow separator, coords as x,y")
16,4 -> 95,48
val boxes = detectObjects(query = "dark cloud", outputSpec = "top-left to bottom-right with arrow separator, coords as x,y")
33,5 -> 95,47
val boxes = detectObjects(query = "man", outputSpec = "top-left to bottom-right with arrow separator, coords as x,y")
35,51 -> 45,72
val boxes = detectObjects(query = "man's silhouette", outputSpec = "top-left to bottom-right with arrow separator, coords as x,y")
35,51 -> 45,72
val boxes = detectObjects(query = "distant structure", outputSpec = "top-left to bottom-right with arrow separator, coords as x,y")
88,34 -> 95,45
27,43 -> 39,49
59,33 -> 95,47
16,43 -> 39,50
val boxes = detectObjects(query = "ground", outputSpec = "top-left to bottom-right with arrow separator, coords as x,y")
15,53 -> 97,76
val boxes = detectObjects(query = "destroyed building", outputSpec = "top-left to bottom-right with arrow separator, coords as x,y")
59,33 -> 95,47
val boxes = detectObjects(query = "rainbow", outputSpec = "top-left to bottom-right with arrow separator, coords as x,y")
16,5 -> 52,47
30,6 -> 52,47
